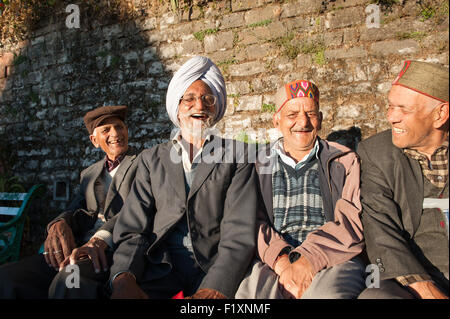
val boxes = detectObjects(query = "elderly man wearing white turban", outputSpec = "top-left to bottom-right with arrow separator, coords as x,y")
108,56 -> 259,299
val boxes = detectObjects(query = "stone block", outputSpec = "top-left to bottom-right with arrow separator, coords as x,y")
204,31 -> 234,53
336,104 -> 362,119
160,12 -> 178,29
226,81 -> 251,95
140,17 -> 157,31
245,43 -> 276,59
231,0 -> 265,12
220,12 -> 245,30
324,31 -> 344,47
181,36 -> 203,55
324,46 -> 367,60
148,61 -> 164,75
0,52 -> 14,66
325,7 -> 364,29
244,5 -> 281,26
239,21 -> 286,45
235,95 -> 262,111
159,43 -> 183,59
142,47 -> 158,63
251,75 -> 281,93
370,39 -> 419,56
228,61 -> 266,77
103,24 -> 123,38
280,0 -> 322,18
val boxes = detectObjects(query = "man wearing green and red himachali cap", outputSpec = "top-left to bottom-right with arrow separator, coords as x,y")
358,61 -> 449,299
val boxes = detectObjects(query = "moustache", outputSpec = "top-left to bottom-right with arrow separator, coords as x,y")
290,127 -> 313,133
179,110 -> 215,119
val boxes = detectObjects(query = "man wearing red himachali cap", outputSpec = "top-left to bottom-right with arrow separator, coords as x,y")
235,80 -> 366,299
358,61 -> 449,299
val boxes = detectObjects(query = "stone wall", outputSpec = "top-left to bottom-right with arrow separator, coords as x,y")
0,0 -> 448,210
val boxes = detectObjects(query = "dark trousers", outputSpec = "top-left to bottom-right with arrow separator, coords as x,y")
137,250 -> 206,299
0,251 -> 113,299
49,250 -> 113,299
0,254 -> 56,298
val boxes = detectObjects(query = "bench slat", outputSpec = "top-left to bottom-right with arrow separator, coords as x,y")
0,193 -> 27,201
0,207 -> 21,216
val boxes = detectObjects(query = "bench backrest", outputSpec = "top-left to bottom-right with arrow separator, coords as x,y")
0,193 -> 27,220
0,185 -> 45,263
0,193 -> 29,247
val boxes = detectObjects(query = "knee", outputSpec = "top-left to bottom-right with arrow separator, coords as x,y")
357,280 -> 415,299
357,287 -> 378,299
0,263 -> 20,298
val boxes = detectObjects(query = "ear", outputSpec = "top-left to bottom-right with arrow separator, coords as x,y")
433,102 -> 449,129
317,111 -> 323,130
89,134 -> 100,148
273,112 -> 281,129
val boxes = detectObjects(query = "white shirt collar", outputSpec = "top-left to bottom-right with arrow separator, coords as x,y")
171,130 -> 212,172
272,138 -> 320,170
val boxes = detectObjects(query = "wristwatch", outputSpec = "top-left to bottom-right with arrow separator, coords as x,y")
289,251 -> 301,263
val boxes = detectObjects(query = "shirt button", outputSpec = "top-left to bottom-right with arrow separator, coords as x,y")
379,267 -> 385,273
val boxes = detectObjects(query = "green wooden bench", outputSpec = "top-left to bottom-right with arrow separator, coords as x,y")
0,184 -> 45,264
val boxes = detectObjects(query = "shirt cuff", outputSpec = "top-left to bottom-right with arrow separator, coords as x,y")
396,274 -> 433,286
91,230 -> 113,248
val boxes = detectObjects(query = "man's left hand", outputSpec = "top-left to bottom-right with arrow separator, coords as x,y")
185,288 -> 227,299
408,281 -> 449,299
59,237 -> 109,273
278,256 -> 315,299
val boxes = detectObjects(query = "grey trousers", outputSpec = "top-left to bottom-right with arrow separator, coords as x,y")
235,257 -> 366,299
358,279 -> 416,299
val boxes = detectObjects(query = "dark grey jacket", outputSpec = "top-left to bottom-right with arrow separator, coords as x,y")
110,136 -> 259,298
48,149 -> 139,244
358,130 -> 449,282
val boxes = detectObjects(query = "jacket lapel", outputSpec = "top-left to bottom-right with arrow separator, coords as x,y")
397,153 -> 424,233
85,160 -> 105,212
160,143 -> 187,204
103,152 -> 137,214
187,137 -> 219,199
256,146 -> 274,222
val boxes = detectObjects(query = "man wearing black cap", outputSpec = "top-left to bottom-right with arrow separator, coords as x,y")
0,105 -> 140,299
358,61 -> 449,299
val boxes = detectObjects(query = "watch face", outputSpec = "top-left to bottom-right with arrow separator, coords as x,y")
289,252 -> 301,263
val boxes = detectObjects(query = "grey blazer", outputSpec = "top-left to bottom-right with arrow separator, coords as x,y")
110,136 -> 259,298
358,130 -> 448,282
48,149 -> 140,244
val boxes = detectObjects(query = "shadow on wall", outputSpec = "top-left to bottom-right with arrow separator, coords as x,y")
0,0 -> 174,256
326,126 -> 362,151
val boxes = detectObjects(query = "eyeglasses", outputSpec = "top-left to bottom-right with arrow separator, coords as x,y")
180,94 -> 216,107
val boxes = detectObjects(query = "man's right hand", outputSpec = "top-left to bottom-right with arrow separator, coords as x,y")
43,220 -> 76,270
111,272 -> 149,299
408,281 -> 449,299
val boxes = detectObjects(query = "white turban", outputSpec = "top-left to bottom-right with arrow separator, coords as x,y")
165,56 -> 227,128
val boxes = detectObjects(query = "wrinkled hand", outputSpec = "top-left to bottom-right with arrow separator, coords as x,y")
111,272 -> 149,299
185,288 -> 227,299
278,256 -> 315,299
44,220 -> 76,270
274,255 -> 290,276
408,281 -> 449,299
59,237 -> 108,273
